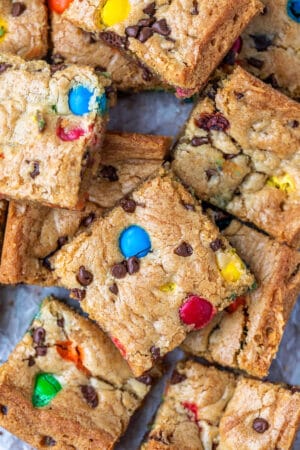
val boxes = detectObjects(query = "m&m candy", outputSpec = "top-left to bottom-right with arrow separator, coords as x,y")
287,0 -> 300,22
100,0 -> 130,27
32,373 -> 62,408
68,85 -> 107,116
179,295 -> 216,329
119,225 -> 151,258
48,0 -> 73,14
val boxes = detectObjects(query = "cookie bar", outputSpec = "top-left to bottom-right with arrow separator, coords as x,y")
172,66 -> 300,247
183,214 -> 300,378
0,0 -> 48,59
51,12 -> 162,92
52,171 -> 255,376
0,54 -> 111,209
0,296 -> 151,449
238,0 -> 300,100
61,0 -> 262,97
143,360 -> 300,450
0,132 -> 170,285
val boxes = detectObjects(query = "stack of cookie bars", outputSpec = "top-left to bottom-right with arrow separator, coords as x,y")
0,1 -> 299,449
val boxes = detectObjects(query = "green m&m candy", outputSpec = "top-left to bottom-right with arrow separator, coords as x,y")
32,373 -> 62,408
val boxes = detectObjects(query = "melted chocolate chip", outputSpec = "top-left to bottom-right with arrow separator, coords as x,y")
250,34 -> 273,51
174,242 -> 193,257
210,238 -> 225,251
57,317 -> 65,328
32,327 -> 46,345
138,27 -> 154,43
35,346 -> 48,357
41,436 -> 56,447
264,73 -> 279,89
109,283 -> 119,295
28,356 -> 35,367
195,112 -> 230,132
170,370 -> 187,385
252,418 -> 269,433
81,385 -> 99,408
11,2 -> 26,17
57,236 -> 68,248
137,374 -> 153,385
99,31 -> 126,49
246,57 -> 264,69
0,405 -> 8,415
182,202 -> 195,211
143,2 -> 156,15
150,346 -> 161,361
125,25 -> 140,38
120,198 -> 136,213
205,168 -> 218,180
127,256 -> 140,274
30,161 -> 40,179
70,288 -> 86,301
99,165 -> 119,182
111,262 -> 128,279
152,19 -> 171,36
81,212 -> 96,227
0,63 -> 12,74
76,266 -> 93,286
191,136 -> 210,146
191,0 -> 199,14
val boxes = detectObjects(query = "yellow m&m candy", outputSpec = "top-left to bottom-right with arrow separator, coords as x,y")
100,0 -> 130,27
216,250 -> 245,283
267,174 -> 295,193
0,18 -> 8,43
159,282 -> 177,293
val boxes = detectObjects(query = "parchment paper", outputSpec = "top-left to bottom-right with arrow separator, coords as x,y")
0,92 -> 299,450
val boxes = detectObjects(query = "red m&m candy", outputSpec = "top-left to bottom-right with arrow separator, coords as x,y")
179,295 -> 216,329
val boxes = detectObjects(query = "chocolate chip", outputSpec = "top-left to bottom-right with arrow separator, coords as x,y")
152,19 -> 171,36
205,168 -> 218,180
81,212 -> 96,227
246,57 -> 264,69
0,405 -> 8,415
125,25 -> 140,38
70,288 -> 86,301
250,34 -> 273,52
224,153 -> 237,160
234,92 -> 244,100
111,262 -> 128,279
137,374 -> 153,385
191,136 -> 210,146
81,385 -> 99,408
182,202 -> 195,211
264,73 -> 279,88
76,266 -> 93,286
289,120 -> 299,128
99,31 -> 126,49
223,50 -> 236,65
99,165 -> 119,182
57,236 -> 68,248
120,198 -> 136,213
170,370 -> 187,385
174,242 -> 193,257
41,436 -> 56,447
150,346 -> 161,361
138,27 -> 154,43
28,356 -> 35,367
32,327 -> 46,345
11,2 -> 26,17
127,256 -> 140,274
143,2 -> 156,15
30,161 -> 40,179
0,63 -> 12,74
213,211 -> 232,231
57,317 -> 64,328
191,0 -> 199,14
138,17 -> 155,27
35,346 -> 48,357
252,418 -> 269,433
195,112 -> 230,132
109,283 -> 119,295
210,238 -> 224,251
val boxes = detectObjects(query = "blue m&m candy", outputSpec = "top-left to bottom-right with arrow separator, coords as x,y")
287,0 -> 300,22
119,225 -> 151,258
68,85 -> 94,115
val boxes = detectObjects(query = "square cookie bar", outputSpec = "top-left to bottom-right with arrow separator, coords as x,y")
0,132 -> 170,285
52,171 -> 255,376
51,12 -> 162,92
0,297 -> 151,450
0,54 -> 111,209
0,0 -> 48,59
183,214 -> 300,378
238,0 -> 300,100
172,66 -> 300,247
142,360 -> 300,450
61,0 -> 262,97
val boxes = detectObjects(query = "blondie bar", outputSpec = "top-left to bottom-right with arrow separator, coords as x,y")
183,214 -> 300,378
172,66 -> 300,247
143,360 -> 300,450
52,171 -> 255,376
61,0 -> 262,97
0,54 -> 111,209
0,0 -> 48,59
51,12 -> 162,92
238,0 -> 300,100
0,132 -> 170,285
0,296 -> 151,449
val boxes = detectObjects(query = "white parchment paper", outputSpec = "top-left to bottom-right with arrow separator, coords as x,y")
0,92 -> 299,450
